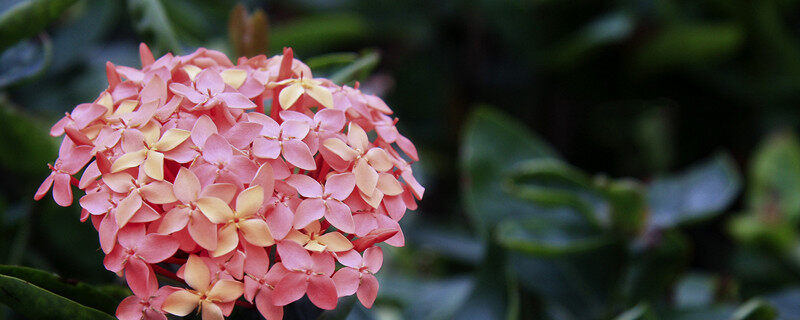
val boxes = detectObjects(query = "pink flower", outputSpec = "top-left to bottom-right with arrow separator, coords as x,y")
104,224 -> 179,294
35,44 -> 424,320
162,255 -> 244,320
273,241 -> 338,309
34,137 -> 93,206
332,247 -> 383,308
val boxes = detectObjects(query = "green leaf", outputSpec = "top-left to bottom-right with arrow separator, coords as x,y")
731,299 -> 777,320
648,153 -> 741,228
496,214 -> 607,256
728,214 -> 797,253
0,273 -> 115,319
0,265 -> 128,315
127,0 -> 181,54
675,273 -> 716,308
603,180 -> 648,237
0,99 -> 56,178
0,0 -> 79,52
0,35 -> 52,88
632,23 -> 744,73
329,51 -> 380,85
748,132 -> 800,221
765,288 -> 800,320
305,52 -> 359,70
460,106 -> 558,238
546,11 -> 634,69
622,231 -> 690,303
378,275 -> 473,320
614,304 -> 656,320
510,242 -> 627,320
270,13 -> 369,55
453,243 -> 516,320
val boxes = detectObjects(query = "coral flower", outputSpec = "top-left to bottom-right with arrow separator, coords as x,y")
162,255 -> 244,320
35,44 -> 423,319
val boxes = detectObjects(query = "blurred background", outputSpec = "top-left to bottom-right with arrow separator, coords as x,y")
3,0 -> 800,319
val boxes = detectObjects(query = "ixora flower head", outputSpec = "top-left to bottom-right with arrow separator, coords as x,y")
34,43 -> 423,320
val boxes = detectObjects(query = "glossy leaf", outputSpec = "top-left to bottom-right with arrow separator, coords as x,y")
460,106 -> 558,237
270,13 -> 369,55
0,0 -> 79,52
748,132 -> 800,221
496,213 -> 607,256
329,51 -> 380,85
0,35 -> 52,88
632,23 -> 744,73
127,0 -> 181,54
648,153 -> 741,228
0,273 -> 115,319
0,265 -> 128,315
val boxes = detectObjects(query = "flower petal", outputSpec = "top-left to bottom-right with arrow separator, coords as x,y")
143,151 -> 165,181
356,273 -> 379,308
317,232 -> 353,252
154,129 -> 191,151
162,290 -> 200,316
324,172 -> 356,200
279,83 -> 304,110
277,241 -> 312,271
174,167 -> 201,203
354,158 -> 378,195
235,185 -> 264,218
184,255 -> 211,292
282,139 -> 316,170
331,267 -> 360,297
272,271 -> 308,306
111,149 -> 147,173
211,224 -> 239,257
188,213 -> 219,251
239,219 -> 274,247
208,279 -> 244,302
286,174 -> 323,198
307,275 -> 337,310
293,198 -> 325,230
140,181 -> 177,204
196,197 -> 235,224
322,138 -> 357,162
324,200 -> 355,234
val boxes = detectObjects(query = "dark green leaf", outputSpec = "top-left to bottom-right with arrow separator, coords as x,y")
453,243 -> 515,320
127,0 -> 181,54
603,180 -> 648,237
496,214 -> 607,256
0,265 -> 128,315
748,132 -> 800,221
510,242 -> 627,320
623,231 -> 690,303
632,23 -> 744,73
0,0 -> 78,52
0,35 -> 52,88
306,52 -> 359,70
648,153 -> 741,228
675,273 -> 716,308
0,100 -> 56,177
460,106 -> 558,237
329,51 -> 380,85
0,273 -> 115,319
765,288 -> 800,320
270,14 -> 369,55
614,304 -> 656,320
731,299 -> 777,320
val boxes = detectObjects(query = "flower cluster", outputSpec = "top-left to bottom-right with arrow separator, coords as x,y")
34,44 -> 423,320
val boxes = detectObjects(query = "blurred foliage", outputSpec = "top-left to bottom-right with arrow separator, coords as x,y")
2,0 -> 800,319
